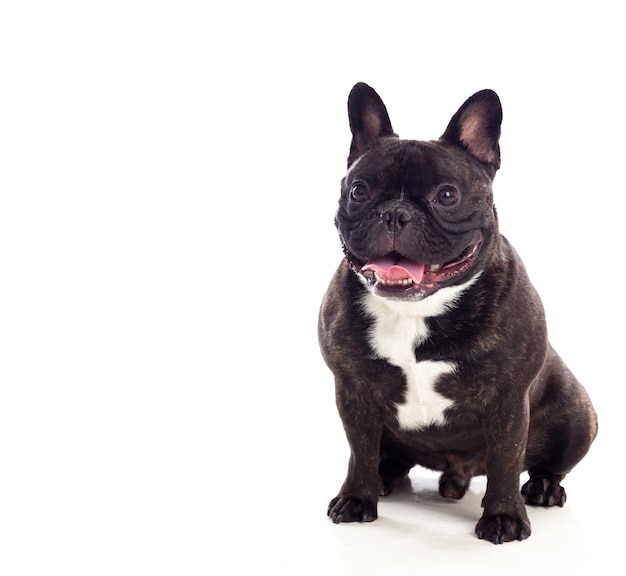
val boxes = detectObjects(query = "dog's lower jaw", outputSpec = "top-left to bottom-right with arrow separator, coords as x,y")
357,272 -> 432,301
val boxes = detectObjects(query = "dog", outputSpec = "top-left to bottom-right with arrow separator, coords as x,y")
318,83 -> 598,544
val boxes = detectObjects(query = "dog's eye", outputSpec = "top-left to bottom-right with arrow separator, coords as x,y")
434,186 -> 459,206
350,182 -> 369,202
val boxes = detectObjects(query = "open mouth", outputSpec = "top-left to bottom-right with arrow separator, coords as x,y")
345,239 -> 481,296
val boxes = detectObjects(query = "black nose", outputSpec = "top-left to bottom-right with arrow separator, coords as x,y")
380,206 -> 411,232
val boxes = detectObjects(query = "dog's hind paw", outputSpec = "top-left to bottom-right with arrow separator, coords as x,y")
328,495 -> 377,523
439,471 -> 471,499
521,476 -> 567,507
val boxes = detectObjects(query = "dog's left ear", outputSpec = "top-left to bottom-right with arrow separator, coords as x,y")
441,90 -> 502,171
347,83 -> 397,166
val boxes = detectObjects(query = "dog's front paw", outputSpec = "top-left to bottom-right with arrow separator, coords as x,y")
328,495 -> 377,523
521,476 -> 566,507
475,513 -> 531,544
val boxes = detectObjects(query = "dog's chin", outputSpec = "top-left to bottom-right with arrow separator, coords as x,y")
343,239 -> 482,302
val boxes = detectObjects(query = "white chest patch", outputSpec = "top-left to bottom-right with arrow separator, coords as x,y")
361,277 -> 479,430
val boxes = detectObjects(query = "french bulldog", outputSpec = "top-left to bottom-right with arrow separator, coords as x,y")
318,83 -> 598,544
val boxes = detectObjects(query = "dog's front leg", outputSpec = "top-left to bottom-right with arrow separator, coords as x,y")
475,396 -> 532,544
328,381 -> 383,523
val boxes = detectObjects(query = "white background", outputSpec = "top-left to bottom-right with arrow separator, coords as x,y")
1,1 -> 623,574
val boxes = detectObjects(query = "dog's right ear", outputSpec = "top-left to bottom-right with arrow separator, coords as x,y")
347,83 -> 397,166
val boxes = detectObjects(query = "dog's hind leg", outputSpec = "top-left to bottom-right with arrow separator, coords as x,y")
523,353 -> 598,507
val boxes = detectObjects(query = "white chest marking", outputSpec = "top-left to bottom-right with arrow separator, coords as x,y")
362,277 -> 478,430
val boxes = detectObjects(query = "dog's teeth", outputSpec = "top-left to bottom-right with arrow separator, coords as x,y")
429,264 -> 441,271
377,278 -> 413,286
367,271 -> 416,286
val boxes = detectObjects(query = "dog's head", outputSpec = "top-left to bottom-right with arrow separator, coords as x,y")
336,83 -> 503,301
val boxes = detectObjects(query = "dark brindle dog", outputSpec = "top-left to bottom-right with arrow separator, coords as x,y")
318,83 -> 597,543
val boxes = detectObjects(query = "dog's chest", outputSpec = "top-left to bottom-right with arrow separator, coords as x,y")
362,283 -> 474,430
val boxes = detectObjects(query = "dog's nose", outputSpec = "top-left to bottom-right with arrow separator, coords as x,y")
380,206 -> 412,232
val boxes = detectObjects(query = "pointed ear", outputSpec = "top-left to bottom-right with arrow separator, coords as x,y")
441,89 -> 502,170
347,83 -> 397,166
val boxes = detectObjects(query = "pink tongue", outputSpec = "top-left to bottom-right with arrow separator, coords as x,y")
362,255 -> 426,283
